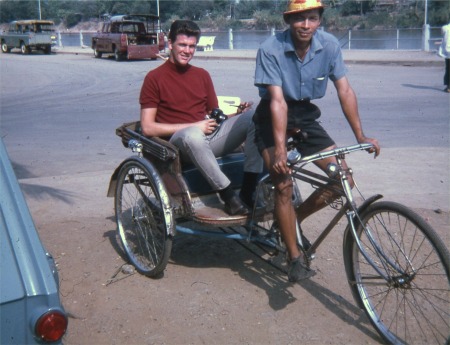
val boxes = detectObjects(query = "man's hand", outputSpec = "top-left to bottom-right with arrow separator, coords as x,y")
236,101 -> 254,115
197,119 -> 218,135
272,147 -> 291,175
358,136 -> 381,158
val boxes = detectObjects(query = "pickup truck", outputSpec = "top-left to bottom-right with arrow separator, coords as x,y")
0,20 -> 56,54
91,14 -> 165,61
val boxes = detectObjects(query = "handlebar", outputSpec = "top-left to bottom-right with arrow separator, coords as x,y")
286,128 -> 374,165
288,143 -> 375,166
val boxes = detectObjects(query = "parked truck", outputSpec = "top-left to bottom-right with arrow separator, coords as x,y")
1,20 -> 56,54
91,14 -> 165,61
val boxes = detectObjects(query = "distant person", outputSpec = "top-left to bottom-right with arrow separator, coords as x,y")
252,0 -> 380,281
439,23 -> 450,93
139,20 -> 263,216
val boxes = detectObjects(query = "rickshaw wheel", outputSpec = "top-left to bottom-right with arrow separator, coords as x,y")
115,158 -> 173,277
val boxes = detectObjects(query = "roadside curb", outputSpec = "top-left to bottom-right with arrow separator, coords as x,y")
53,47 -> 443,66
343,59 -> 441,66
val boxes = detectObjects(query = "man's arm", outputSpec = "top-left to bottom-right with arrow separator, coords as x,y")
140,108 -> 217,137
334,77 -> 381,157
267,85 -> 291,174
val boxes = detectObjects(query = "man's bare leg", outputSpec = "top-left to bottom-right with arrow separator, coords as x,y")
274,176 -> 300,260
261,147 -> 319,281
296,147 -> 353,222
262,148 -> 300,260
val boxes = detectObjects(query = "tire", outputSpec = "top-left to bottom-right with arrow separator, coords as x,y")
114,47 -> 123,61
250,179 -> 280,253
1,41 -> 10,53
94,47 -> 102,58
43,45 -> 51,54
251,179 -> 306,263
115,158 -> 173,277
344,201 -> 449,345
20,42 -> 30,54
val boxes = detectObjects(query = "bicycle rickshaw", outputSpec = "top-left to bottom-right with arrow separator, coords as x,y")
108,107 -> 449,345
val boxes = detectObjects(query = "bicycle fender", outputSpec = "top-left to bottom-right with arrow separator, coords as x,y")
135,156 -> 176,238
107,156 -> 137,198
109,156 -> 176,237
342,194 -> 383,309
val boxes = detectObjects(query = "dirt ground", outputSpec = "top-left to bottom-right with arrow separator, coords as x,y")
22,171 -> 449,345
6,53 -> 447,344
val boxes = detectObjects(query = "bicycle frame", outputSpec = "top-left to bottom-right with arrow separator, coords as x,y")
282,143 -> 411,281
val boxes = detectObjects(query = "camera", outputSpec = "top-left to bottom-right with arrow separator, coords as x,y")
209,108 -> 228,124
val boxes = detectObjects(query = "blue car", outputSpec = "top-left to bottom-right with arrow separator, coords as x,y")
0,138 -> 68,344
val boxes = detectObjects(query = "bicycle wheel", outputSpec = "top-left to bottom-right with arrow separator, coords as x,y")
251,179 -> 307,265
345,201 -> 449,345
115,158 -> 173,277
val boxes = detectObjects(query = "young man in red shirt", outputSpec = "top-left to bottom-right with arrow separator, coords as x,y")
140,20 -> 262,215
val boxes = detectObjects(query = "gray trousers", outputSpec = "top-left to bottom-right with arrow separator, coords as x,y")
169,111 -> 263,191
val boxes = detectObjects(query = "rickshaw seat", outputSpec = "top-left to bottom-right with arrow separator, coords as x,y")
115,121 -> 245,195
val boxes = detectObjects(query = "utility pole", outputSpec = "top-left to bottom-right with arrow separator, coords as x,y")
38,0 -> 42,19
156,0 -> 160,29
424,0 -> 428,27
423,0 -> 430,51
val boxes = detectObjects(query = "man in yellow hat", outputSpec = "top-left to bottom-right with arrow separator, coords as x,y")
253,0 -> 381,282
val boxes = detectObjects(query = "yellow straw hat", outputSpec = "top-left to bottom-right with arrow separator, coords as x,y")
283,0 -> 324,16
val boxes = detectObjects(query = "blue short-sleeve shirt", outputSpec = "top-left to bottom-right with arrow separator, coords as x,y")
255,29 -> 347,101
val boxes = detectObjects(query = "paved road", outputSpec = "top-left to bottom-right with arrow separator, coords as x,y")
1,52 -> 448,211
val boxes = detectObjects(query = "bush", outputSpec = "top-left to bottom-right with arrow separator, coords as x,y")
161,15 -> 180,33
366,12 -> 396,29
64,13 -> 82,28
253,10 -> 285,30
340,1 -> 361,16
322,7 -> 339,28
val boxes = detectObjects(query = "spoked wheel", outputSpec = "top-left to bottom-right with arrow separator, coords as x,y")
115,158 -> 173,277
250,179 -> 308,269
345,201 -> 449,344
248,179 -> 285,266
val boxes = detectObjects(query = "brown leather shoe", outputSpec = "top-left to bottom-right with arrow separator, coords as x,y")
224,195 -> 249,215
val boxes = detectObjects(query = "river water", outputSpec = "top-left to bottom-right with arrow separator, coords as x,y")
59,27 -> 442,50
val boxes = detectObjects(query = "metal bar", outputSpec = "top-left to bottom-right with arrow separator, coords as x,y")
298,143 -> 373,166
307,205 -> 348,255
176,224 -> 247,240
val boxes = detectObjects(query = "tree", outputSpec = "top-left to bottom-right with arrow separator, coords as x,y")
1,0 -> 446,30
0,0 -> 40,22
234,0 -> 259,19
428,0 -> 450,26
340,0 -> 374,16
253,9 -> 285,30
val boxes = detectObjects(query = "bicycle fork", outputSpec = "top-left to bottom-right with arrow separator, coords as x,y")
334,154 -> 414,284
